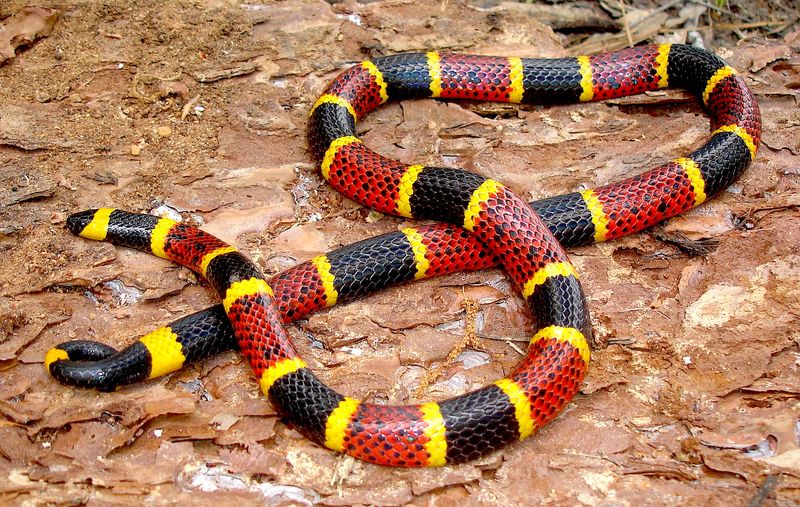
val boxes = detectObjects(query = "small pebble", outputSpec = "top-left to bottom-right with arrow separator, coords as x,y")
157,126 -> 172,138
131,144 -> 142,156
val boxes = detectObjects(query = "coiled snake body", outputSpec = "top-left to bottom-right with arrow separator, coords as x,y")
49,44 -> 761,467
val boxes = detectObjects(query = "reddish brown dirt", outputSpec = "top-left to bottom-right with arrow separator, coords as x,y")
1,1 -> 799,505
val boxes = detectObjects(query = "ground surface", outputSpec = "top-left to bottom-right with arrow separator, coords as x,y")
1,1 -> 799,505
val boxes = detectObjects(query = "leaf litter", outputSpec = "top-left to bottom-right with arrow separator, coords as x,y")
0,0 -> 799,505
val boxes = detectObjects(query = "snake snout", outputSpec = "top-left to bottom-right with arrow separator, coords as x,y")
66,210 -> 98,236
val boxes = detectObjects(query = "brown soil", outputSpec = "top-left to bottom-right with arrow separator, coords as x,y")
1,1 -> 799,505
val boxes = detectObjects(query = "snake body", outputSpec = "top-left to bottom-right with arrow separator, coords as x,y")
50,44 -> 760,467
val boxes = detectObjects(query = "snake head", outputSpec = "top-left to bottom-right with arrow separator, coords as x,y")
66,209 -> 99,236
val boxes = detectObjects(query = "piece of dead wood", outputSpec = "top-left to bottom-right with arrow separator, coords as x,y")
605,89 -> 695,107
482,2 -> 621,32
193,61 -> 259,83
0,169 -> 56,206
0,7 -> 59,65
652,228 -> 720,257
82,170 -> 118,186
658,21 -> 796,40
748,43 -> 793,72
0,104 -> 76,151
748,475 -> 780,507
621,457 -> 698,481
619,0 -> 634,48
569,9 -> 672,54
180,94 -> 202,120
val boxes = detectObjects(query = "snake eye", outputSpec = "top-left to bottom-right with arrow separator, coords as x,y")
66,209 -> 98,236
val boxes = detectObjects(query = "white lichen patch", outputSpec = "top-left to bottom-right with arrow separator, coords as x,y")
685,283 -> 766,328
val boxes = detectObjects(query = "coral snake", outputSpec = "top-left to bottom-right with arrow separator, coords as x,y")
49,44 -> 760,467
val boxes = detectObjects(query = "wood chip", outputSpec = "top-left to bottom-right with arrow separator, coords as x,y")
193,61 -> 259,83
0,7 -> 59,64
